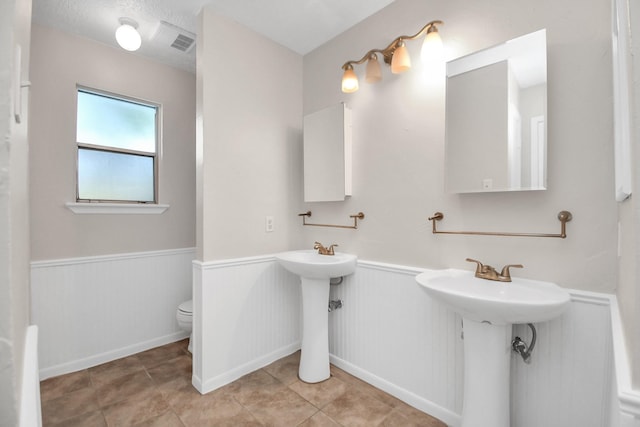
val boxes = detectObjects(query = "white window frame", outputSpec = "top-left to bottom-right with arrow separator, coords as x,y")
68,86 -> 168,214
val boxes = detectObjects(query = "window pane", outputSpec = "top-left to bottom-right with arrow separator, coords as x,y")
77,90 -> 156,153
78,148 -> 154,202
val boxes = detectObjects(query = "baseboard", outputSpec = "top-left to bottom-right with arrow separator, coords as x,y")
329,354 -> 461,427
39,331 -> 189,380
194,342 -> 301,395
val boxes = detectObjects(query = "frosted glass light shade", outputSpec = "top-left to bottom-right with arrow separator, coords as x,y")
341,67 -> 359,93
116,23 -> 142,51
421,28 -> 443,63
391,41 -> 411,74
365,55 -> 382,83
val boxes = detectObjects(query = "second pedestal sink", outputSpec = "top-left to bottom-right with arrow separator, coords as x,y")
416,268 -> 570,427
416,268 -> 570,325
276,250 -> 357,383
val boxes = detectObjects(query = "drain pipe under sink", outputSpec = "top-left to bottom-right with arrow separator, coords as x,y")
512,323 -> 537,363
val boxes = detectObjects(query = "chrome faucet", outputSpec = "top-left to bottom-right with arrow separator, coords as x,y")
314,241 -> 337,256
466,258 -> 523,282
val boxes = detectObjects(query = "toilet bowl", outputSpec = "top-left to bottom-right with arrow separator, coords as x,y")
176,299 -> 193,352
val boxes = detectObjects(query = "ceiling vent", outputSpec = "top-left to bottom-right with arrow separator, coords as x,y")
153,21 -> 196,53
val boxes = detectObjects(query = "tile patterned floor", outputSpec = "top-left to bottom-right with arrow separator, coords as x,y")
40,339 -> 446,426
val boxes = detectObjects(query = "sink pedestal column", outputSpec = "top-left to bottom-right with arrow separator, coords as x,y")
299,278 -> 331,383
462,319 -> 511,427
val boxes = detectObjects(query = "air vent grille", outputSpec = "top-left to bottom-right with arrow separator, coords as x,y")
152,21 -> 196,53
171,34 -> 195,52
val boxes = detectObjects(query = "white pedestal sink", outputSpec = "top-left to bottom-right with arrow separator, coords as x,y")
416,269 -> 570,427
276,250 -> 357,383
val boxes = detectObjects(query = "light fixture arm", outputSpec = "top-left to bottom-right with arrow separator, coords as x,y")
341,20 -> 443,70
341,49 -> 385,70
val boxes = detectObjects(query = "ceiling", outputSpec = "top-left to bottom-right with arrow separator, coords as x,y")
31,0 -> 396,74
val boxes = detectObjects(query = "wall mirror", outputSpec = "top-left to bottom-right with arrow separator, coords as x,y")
445,29 -> 547,193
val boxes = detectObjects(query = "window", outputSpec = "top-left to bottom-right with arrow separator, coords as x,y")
76,88 -> 159,203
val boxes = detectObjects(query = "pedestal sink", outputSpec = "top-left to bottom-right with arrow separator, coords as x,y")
415,269 -> 570,427
276,250 -> 357,383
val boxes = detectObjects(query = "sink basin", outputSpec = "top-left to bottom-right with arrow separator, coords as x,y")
275,250 -> 357,279
415,269 -> 570,325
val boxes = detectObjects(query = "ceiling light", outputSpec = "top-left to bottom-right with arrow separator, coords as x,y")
341,20 -> 443,93
115,18 -> 142,52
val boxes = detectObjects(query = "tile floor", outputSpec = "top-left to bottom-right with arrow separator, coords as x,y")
40,339 -> 446,426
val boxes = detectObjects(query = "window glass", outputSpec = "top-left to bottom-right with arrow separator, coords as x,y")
76,88 -> 158,203
77,90 -> 156,153
77,148 -> 155,202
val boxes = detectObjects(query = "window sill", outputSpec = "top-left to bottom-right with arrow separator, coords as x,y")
65,202 -> 170,215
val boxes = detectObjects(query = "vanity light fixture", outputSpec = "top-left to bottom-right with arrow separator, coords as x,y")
341,20 -> 443,93
115,17 -> 142,52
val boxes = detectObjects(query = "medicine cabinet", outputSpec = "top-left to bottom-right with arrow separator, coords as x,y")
445,29 -> 547,193
303,103 -> 352,202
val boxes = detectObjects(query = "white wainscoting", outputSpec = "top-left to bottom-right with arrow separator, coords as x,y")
327,261 -> 464,425
510,291 -> 613,427
609,296 -> 640,426
191,257 -> 616,427
192,256 -> 301,394
31,248 -> 195,379
32,250 -> 623,426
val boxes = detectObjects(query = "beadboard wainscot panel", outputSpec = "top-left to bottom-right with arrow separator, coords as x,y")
31,248 -> 195,379
192,255 -> 301,394
510,290 -> 614,427
609,295 -> 640,426
328,261 -> 464,426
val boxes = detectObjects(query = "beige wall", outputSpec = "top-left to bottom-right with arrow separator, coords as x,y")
29,24 -> 196,261
298,0 -> 616,293
196,8 -> 303,261
0,0 -> 31,424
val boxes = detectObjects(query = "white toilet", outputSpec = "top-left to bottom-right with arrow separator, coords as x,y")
176,299 -> 193,352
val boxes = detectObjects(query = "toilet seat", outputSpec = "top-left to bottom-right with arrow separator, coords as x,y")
178,300 -> 192,315
176,299 -> 193,353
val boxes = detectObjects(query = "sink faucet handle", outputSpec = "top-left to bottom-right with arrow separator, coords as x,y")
500,264 -> 523,281
314,241 -> 335,255
465,258 -> 484,274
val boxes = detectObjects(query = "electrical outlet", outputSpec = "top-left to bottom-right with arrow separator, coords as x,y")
265,216 -> 274,232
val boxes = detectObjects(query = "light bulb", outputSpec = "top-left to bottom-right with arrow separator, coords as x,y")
341,65 -> 359,93
421,26 -> 443,64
